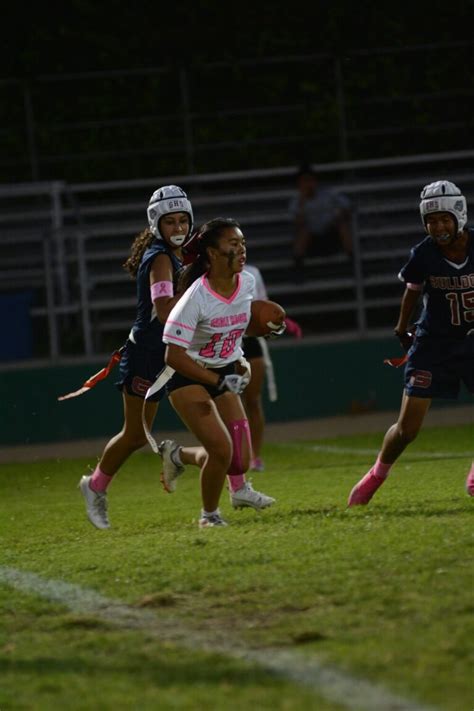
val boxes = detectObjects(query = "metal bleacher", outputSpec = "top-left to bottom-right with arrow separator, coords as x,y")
1,150 -> 473,363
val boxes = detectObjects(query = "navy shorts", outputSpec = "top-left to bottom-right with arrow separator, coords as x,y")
404,335 -> 474,399
166,362 -> 237,399
115,340 -> 167,402
242,336 -> 263,359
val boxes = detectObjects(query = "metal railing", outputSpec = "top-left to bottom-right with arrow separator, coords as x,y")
0,149 -> 473,364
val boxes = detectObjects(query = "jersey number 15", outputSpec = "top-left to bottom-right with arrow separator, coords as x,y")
446,290 -> 474,325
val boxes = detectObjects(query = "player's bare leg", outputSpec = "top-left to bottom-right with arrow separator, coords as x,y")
168,385 -> 231,523
216,392 -> 275,510
348,394 -> 431,506
79,392 -> 158,528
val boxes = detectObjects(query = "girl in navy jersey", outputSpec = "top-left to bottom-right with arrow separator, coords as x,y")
158,218 -> 279,527
79,185 -> 200,529
348,181 -> 474,507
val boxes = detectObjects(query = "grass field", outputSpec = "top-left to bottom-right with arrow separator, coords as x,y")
1,422 -> 473,710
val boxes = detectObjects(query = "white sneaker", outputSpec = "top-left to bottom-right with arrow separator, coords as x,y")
230,482 -> 276,510
158,439 -> 185,493
198,511 -> 228,528
78,475 -> 110,529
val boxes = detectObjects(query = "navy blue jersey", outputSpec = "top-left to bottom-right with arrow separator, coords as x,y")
130,239 -> 182,349
399,228 -> 474,339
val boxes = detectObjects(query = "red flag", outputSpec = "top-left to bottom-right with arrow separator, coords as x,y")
383,354 -> 408,368
57,347 -> 124,401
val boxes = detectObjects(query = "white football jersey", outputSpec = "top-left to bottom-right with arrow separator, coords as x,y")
243,264 -> 268,301
163,270 -> 255,366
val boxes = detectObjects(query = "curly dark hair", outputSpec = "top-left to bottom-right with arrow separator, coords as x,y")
178,217 -> 240,292
123,228 -> 155,278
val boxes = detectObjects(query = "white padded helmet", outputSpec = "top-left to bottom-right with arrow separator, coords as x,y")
419,180 -> 467,233
147,185 -> 194,244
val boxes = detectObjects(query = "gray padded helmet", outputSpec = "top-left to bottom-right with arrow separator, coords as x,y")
419,180 -> 467,234
147,185 -> 194,245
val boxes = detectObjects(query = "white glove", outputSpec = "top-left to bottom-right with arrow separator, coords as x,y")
237,356 -> 252,381
264,320 -> 287,339
217,373 -> 249,394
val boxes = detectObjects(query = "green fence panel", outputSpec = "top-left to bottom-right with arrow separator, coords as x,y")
0,338 -> 470,446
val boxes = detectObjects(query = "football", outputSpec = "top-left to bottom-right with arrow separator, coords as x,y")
246,299 -> 286,337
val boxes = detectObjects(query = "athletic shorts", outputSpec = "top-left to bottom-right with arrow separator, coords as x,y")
404,335 -> 474,399
115,339 -> 167,402
242,335 -> 263,359
166,361 -> 237,399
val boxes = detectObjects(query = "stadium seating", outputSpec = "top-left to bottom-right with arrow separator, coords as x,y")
0,152 -> 473,360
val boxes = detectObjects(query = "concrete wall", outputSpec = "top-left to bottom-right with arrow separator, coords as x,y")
1,338 -> 470,446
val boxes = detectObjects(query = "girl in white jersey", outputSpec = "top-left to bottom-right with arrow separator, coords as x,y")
159,218 -> 277,527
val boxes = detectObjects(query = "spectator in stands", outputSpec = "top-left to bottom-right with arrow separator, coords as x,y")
347,180 -> 474,507
288,164 -> 352,274
242,263 -> 303,472
78,185 -> 203,530
157,218 -> 283,527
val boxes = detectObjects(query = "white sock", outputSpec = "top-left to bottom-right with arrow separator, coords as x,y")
201,508 -> 219,518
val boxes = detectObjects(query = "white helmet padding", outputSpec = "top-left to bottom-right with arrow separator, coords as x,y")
147,185 -> 194,242
419,180 -> 467,233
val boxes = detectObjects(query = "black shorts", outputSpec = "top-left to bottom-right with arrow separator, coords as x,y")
404,334 -> 474,399
166,361 -> 237,399
115,339 -> 167,402
242,336 -> 263,359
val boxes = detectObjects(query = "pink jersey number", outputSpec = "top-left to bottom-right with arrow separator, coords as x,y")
199,329 -> 245,359
199,333 -> 222,358
220,329 -> 245,358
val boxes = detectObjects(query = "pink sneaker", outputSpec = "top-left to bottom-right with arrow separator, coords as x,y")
466,468 -> 474,496
348,470 -> 385,507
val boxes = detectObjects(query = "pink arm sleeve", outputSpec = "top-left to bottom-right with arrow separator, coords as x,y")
150,281 -> 173,301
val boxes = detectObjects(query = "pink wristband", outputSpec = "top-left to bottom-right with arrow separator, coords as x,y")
151,281 -> 173,300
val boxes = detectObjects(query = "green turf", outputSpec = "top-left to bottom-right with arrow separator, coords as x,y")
1,423 -> 473,710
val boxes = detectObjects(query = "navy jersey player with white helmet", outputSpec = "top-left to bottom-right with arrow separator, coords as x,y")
78,185 -> 202,529
348,180 -> 474,507
156,218 -> 279,527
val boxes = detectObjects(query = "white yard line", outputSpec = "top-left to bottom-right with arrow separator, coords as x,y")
0,566 -> 439,711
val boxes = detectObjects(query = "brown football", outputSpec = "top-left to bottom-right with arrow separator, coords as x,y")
246,299 -> 286,337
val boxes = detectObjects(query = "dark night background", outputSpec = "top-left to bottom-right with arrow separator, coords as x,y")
0,2 -> 473,385
2,2 -> 473,75
1,1 -> 474,182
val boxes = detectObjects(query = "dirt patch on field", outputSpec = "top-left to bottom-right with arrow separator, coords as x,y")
1,404 -> 471,464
